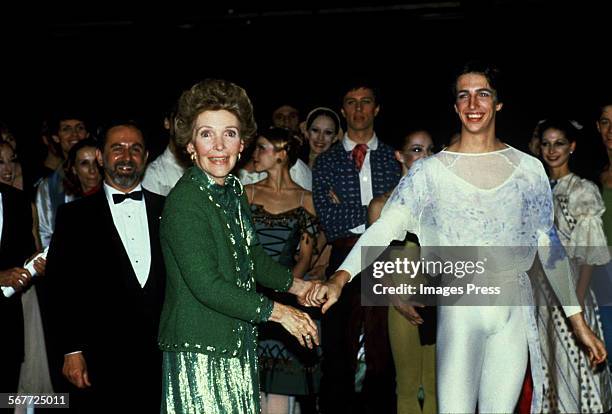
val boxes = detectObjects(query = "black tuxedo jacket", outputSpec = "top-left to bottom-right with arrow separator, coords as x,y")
41,188 -> 166,410
0,184 -> 35,382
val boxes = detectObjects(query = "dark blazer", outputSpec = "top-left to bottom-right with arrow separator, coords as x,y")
41,187 -> 165,412
0,183 -> 35,391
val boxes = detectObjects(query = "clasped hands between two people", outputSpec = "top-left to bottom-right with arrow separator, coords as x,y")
63,270 -> 609,390
285,270 -> 424,351
294,271 -> 608,371
278,271 -> 351,351
63,273 -> 348,390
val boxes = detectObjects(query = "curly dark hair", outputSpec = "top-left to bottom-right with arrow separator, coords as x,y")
174,79 -> 257,155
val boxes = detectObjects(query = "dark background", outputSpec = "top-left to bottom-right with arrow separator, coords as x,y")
1,1 -> 610,175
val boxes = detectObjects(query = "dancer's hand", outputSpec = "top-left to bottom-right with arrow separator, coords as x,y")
306,270 -> 350,313
270,302 -> 319,349
569,313 -> 607,367
289,278 -> 322,307
392,301 -> 425,325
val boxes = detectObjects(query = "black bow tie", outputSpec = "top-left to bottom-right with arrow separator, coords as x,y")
112,191 -> 143,204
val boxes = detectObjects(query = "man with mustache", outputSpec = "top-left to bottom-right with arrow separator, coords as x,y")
44,120 -> 166,413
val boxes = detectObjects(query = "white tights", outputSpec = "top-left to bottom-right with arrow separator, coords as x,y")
436,306 -> 529,414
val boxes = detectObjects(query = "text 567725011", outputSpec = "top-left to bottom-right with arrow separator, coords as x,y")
0,393 -> 69,408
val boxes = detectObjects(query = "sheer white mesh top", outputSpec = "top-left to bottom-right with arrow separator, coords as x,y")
339,145 -> 581,316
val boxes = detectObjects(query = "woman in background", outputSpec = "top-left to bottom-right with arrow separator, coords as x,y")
0,123 -> 24,190
246,126 -> 322,413
538,118 -> 612,413
0,140 -> 19,188
298,107 -> 343,280
299,107 -> 342,169
368,129 -> 436,414
63,138 -> 102,197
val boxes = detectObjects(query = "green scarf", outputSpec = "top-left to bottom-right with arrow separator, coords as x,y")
190,166 -> 257,290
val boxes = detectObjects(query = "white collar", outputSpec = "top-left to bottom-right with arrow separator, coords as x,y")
342,133 -> 379,151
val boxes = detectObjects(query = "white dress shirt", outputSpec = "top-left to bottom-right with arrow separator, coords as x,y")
342,133 -> 379,234
104,183 -> 151,287
142,146 -> 186,196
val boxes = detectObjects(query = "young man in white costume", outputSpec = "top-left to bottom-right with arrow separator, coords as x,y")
306,62 -> 608,414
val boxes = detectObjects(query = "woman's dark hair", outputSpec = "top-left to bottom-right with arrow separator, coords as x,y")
537,117 -> 591,179
174,79 -> 257,155
63,138 -> 101,196
305,107 -> 341,135
259,126 -> 301,167
538,118 -> 580,144
0,139 -> 17,161
392,128 -> 435,152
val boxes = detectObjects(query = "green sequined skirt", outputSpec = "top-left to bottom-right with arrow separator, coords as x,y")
162,346 -> 260,414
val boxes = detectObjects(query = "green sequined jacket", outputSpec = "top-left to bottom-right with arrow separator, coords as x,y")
158,167 -> 293,357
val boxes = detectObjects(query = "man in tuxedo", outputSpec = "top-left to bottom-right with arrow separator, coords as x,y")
0,183 -> 36,396
45,120 -> 166,412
